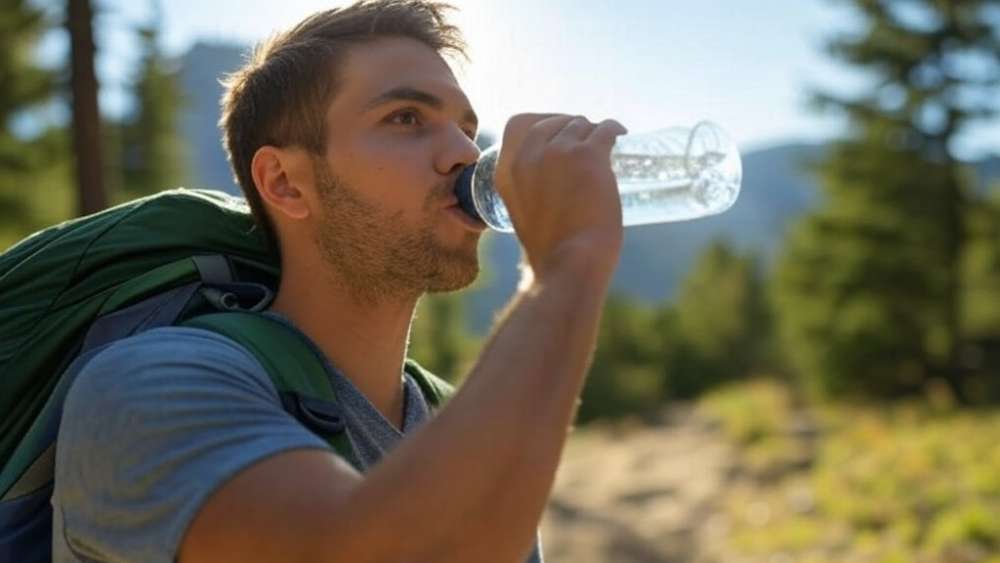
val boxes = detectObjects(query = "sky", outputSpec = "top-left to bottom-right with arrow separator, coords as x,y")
33,0 -> 1000,159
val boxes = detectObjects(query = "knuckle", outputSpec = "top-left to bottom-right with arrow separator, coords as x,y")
527,119 -> 550,136
504,114 -> 542,141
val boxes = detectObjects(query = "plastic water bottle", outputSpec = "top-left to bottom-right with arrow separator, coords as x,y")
455,121 -> 742,232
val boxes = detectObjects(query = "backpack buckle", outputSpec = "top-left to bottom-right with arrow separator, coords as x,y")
199,283 -> 273,312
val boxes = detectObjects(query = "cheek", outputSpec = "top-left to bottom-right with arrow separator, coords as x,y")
342,138 -> 436,215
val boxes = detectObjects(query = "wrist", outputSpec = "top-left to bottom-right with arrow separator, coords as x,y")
533,238 -> 620,292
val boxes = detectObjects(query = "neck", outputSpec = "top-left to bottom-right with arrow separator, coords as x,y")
269,251 -> 418,431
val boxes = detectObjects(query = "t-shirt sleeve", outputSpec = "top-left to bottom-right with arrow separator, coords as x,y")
51,326 -> 331,563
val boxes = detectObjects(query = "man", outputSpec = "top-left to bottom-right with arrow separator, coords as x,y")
52,1 -> 627,561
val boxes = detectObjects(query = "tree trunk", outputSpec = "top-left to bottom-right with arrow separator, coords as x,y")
67,0 -> 106,216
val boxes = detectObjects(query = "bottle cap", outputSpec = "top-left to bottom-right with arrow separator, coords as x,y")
454,161 -> 481,221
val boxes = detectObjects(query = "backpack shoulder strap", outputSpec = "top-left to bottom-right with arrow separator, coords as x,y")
181,312 -> 360,469
403,359 -> 456,409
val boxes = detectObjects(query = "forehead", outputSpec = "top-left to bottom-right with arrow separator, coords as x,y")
332,36 -> 470,114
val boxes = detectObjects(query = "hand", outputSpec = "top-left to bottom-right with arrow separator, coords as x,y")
494,114 -> 628,281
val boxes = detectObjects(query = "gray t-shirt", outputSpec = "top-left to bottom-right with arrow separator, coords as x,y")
52,312 -> 543,562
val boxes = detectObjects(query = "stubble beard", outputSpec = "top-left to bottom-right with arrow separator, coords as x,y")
312,159 -> 480,307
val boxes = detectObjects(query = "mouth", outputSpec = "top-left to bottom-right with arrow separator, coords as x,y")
440,174 -> 462,207
436,175 -> 486,231
443,199 -> 486,231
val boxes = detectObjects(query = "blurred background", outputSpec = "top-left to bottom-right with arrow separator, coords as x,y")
2,0 -> 999,561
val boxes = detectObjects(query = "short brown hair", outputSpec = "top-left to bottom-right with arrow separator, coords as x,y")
219,0 -> 467,249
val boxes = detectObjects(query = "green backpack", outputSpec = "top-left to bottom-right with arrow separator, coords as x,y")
0,188 -> 455,563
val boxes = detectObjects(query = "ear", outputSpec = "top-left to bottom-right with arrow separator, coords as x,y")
250,146 -> 311,221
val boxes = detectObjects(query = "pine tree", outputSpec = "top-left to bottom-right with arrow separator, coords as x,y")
579,293 -> 667,422
0,0 -> 52,172
961,183 -> 1000,400
117,3 -> 188,200
649,240 -> 776,401
962,185 -> 1000,338
674,240 -> 773,380
774,0 -> 999,401
0,0 -> 67,247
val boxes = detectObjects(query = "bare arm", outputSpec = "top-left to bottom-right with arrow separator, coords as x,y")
180,114 -> 627,563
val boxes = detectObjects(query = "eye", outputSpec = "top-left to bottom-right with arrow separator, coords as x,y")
387,109 -> 422,127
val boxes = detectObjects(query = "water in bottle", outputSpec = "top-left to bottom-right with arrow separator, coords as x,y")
454,121 -> 742,232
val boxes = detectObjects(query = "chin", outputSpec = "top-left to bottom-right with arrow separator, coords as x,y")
425,258 -> 479,293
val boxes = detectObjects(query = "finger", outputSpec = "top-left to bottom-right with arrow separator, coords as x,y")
506,112 -> 563,129
503,113 -> 569,153
503,113 -> 566,148
517,114 -> 577,151
586,119 -> 629,149
550,115 -> 597,146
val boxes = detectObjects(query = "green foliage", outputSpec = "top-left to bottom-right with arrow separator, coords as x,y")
698,379 -> 809,478
578,239 -> 779,423
0,0 -> 53,172
774,194 -> 935,398
408,292 -> 481,386
698,379 -> 795,446
578,294 -> 669,423
415,237 -> 780,421
963,187 -> 1000,337
702,380 -> 1000,562
810,404 -> 1000,559
926,502 -> 1000,553
114,19 -> 189,201
672,240 -> 776,390
0,0 -> 75,251
0,129 -> 76,251
775,0 -> 1000,401
960,187 -> 1000,401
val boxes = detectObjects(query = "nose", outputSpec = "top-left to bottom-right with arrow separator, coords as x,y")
435,125 -> 481,177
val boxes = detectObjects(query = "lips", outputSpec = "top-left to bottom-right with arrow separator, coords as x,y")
445,205 -> 487,232
436,174 -> 486,231
441,175 -> 462,209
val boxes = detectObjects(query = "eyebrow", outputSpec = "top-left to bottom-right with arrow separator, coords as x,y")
364,86 -> 479,129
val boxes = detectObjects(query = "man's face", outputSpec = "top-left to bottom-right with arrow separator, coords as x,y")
310,36 -> 483,304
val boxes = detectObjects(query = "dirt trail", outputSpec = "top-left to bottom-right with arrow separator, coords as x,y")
539,406 -> 737,563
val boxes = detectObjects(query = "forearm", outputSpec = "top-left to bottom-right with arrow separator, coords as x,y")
334,256 -> 613,562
